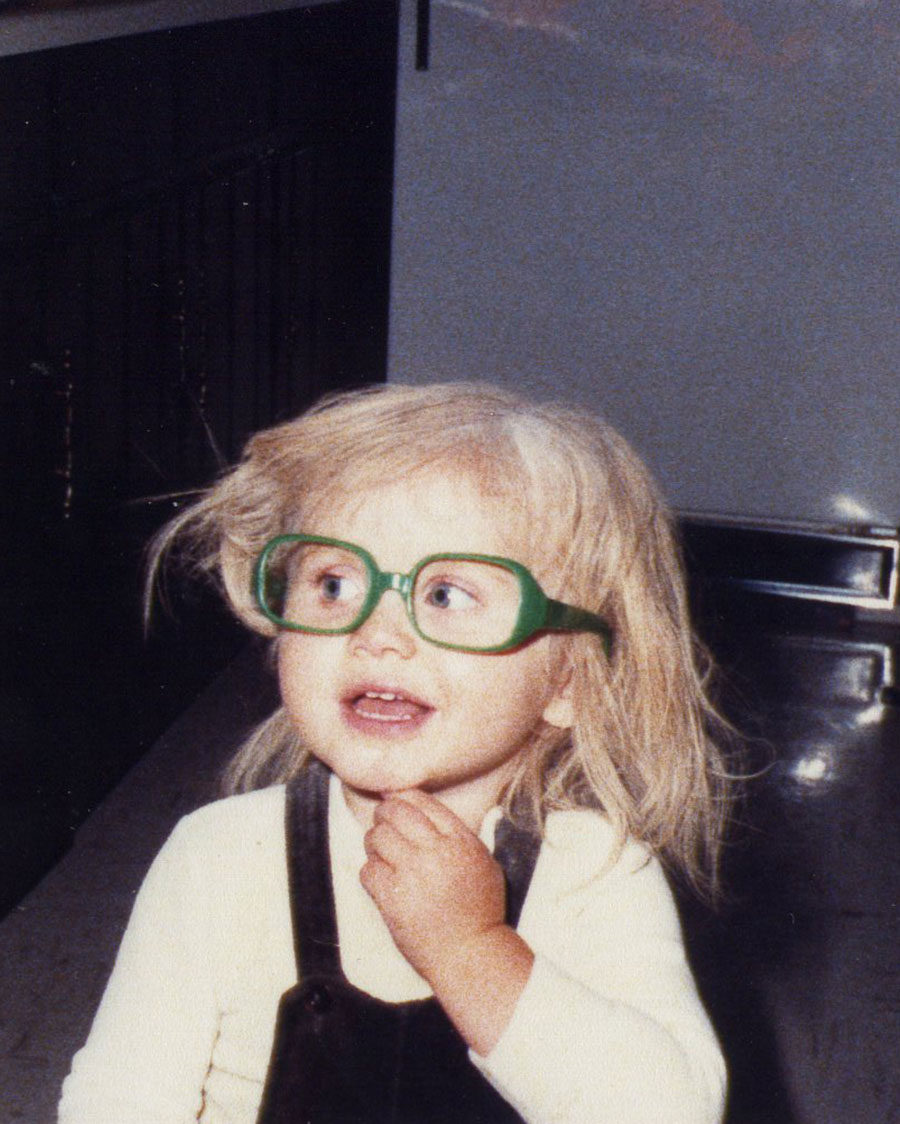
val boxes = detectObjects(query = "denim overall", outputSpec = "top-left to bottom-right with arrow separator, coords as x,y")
255,761 -> 539,1124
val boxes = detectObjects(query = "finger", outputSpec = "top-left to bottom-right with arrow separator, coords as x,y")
364,821 -> 417,869
374,795 -> 445,845
390,788 -> 470,837
359,855 -> 395,903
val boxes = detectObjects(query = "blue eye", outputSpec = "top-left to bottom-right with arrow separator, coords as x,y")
426,581 -> 477,611
319,572 -> 359,602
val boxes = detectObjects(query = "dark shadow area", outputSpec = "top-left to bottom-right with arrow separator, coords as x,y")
680,569 -> 900,1124
0,0 -> 399,919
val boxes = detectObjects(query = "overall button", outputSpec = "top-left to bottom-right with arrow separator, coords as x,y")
302,983 -> 332,1014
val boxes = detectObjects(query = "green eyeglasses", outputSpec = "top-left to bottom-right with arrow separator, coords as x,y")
254,533 -> 612,656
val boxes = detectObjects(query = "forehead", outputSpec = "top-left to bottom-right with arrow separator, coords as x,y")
302,469 -> 534,568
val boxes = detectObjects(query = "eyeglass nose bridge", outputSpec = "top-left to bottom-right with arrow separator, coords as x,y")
389,571 -> 409,594
360,568 -> 417,631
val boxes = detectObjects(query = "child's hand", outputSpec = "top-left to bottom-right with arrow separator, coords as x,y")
361,790 -> 534,1056
361,789 -> 505,981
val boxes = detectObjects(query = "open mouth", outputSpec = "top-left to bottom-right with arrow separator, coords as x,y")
343,688 -> 434,730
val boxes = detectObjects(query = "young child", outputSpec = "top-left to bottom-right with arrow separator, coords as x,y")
59,381 -> 732,1124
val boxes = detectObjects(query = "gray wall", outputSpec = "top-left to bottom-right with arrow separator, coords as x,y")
388,0 -> 899,527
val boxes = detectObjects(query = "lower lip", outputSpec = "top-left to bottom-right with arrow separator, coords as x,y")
340,699 -> 434,738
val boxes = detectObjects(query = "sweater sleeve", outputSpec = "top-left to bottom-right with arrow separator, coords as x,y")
472,814 -> 727,1124
58,816 -> 221,1124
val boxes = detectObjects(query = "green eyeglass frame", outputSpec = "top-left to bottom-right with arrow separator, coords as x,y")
253,533 -> 612,656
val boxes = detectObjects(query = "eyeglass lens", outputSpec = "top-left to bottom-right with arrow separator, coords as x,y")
263,540 -> 522,649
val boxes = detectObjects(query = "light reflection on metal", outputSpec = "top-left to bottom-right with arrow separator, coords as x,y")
830,493 -> 876,524
852,702 -> 887,729
790,748 -> 834,787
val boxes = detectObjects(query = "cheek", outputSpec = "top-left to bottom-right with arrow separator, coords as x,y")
455,646 -> 558,734
277,644 -> 304,728
276,635 -> 330,725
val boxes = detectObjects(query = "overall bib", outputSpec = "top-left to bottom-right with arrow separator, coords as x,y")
255,761 -> 540,1124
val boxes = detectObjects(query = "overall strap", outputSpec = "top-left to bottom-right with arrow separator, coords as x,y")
495,815 -> 541,929
284,759 -> 337,979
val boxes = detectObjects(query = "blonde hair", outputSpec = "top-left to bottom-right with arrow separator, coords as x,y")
148,382 -> 735,899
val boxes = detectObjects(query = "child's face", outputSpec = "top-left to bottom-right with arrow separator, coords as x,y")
277,470 -> 572,828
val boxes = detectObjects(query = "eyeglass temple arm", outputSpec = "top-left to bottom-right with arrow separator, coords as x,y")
544,600 -> 612,656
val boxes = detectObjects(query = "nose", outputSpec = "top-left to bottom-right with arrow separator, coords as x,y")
350,588 -> 417,659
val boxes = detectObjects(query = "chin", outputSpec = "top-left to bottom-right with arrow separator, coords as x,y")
334,755 -> 426,798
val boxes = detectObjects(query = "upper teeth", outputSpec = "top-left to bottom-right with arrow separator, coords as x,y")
365,691 -> 399,701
